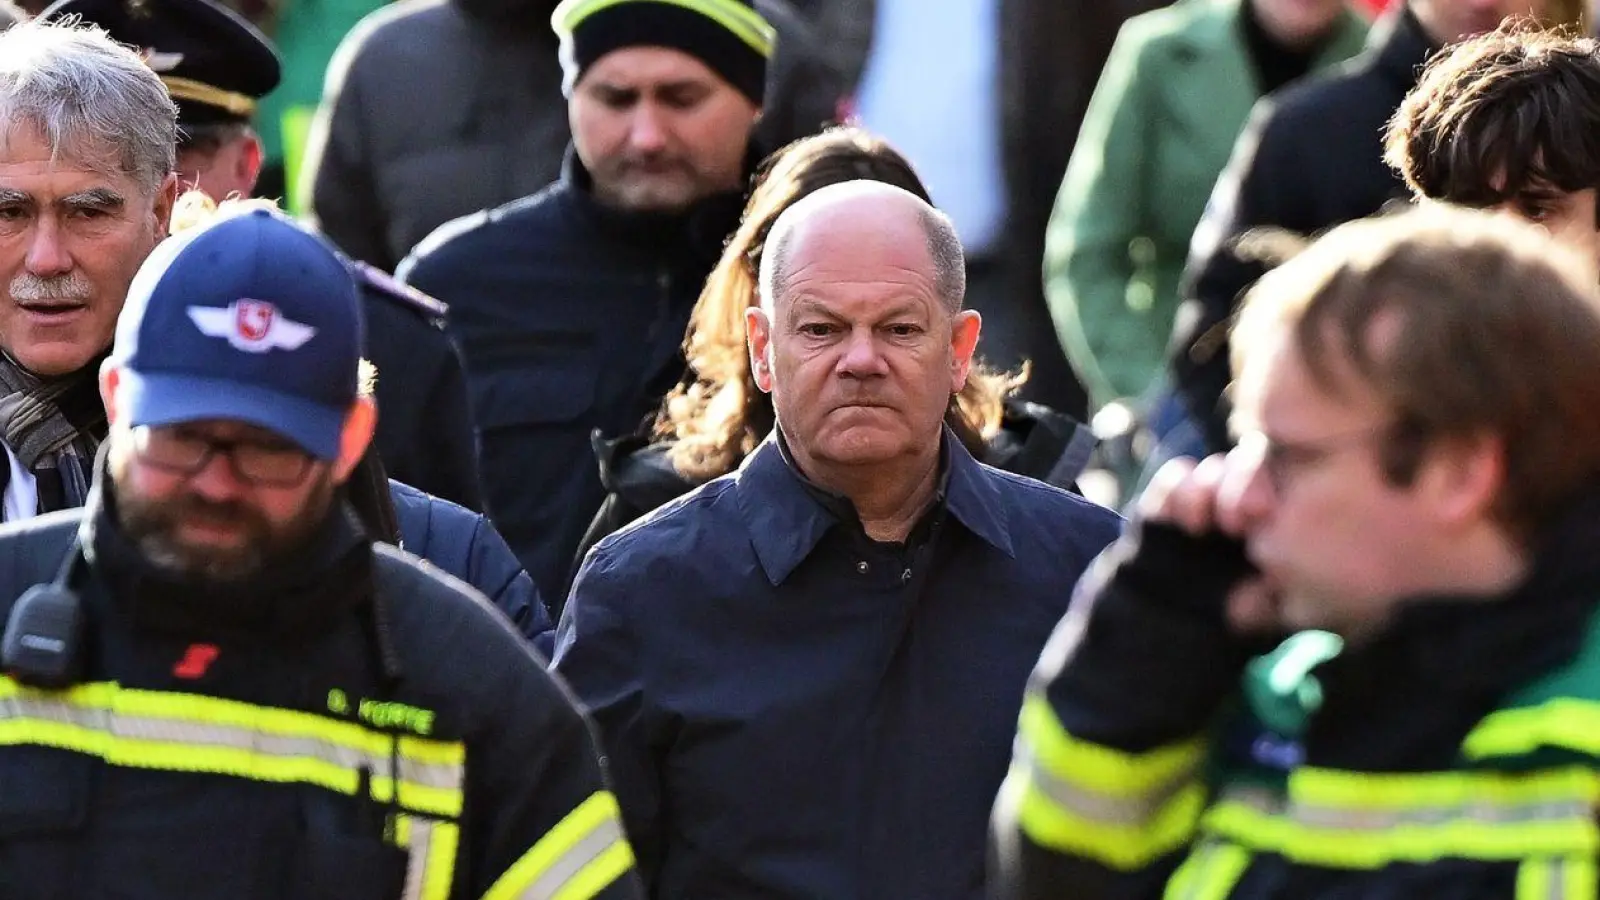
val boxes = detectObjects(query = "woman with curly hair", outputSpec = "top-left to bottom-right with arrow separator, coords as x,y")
570,127 -> 1097,595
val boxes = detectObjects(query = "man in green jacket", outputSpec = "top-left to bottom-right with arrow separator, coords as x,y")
1044,0 -> 1367,424
992,205 -> 1600,898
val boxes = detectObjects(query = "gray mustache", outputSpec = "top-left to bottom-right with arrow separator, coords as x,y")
10,272 -> 92,302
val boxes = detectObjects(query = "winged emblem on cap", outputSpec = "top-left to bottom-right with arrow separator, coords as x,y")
187,300 -> 316,353
140,50 -> 185,72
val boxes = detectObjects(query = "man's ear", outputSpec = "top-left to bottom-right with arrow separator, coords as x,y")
1416,430 -> 1506,529
332,395 -> 377,483
151,172 -> 180,238
949,309 -> 982,392
238,133 -> 264,198
746,306 -> 776,394
99,360 -> 121,424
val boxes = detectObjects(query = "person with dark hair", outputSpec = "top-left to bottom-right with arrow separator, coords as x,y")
554,179 -> 1121,898
1169,0 -> 1581,457
1385,22 -> 1600,274
571,126 -> 1099,603
992,205 -> 1600,899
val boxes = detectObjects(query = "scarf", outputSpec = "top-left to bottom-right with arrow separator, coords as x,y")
0,351 -> 109,514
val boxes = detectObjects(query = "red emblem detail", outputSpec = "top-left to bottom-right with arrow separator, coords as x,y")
235,301 -> 276,343
172,643 -> 220,680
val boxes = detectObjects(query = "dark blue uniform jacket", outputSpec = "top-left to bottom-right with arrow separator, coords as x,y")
399,151 -> 744,602
553,432 -> 1122,899
388,479 -> 552,651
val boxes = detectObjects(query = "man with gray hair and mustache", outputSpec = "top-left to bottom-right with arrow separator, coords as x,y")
0,20 -> 177,519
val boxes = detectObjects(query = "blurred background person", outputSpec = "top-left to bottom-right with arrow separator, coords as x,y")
1045,0 -> 1367,502
1170,0 -> 1583,458
814,0 -> 1168,419
1384,23 -> 1600,278
398,0 -> 776,601
570,126 -> 1100,613
301,0 -> 842,273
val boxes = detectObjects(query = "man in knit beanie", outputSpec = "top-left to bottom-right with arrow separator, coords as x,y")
399,0 -> 773,601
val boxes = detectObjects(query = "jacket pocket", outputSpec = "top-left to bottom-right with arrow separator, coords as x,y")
289,831 -> 409,900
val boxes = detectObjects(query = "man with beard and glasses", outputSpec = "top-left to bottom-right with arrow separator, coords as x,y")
0,205 -> 642,900
399,0 -> 773,601
0,20 -> 178,521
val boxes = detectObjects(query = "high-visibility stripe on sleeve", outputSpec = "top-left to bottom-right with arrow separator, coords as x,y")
0,678 -> 464,818
1163,840 -> 1253,900
1008,693 -> 1207,870
1465,699 -> 1600,761
1203,767 -> 1600,870
551,0 -> 776,56
482,791 -> 635,900
1517,855 -> 1599,900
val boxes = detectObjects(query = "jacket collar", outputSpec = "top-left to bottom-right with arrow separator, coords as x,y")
1367,2 -> 1440,92
1177,0 -> 1368,70
735,426 -> 1014,586
560,145 -> 754,264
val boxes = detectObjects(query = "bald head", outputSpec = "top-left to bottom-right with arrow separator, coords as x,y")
758,180 -> 966,315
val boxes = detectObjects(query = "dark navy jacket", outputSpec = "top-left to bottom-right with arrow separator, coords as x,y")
353,262 -> 484,513
553,433 -> 1122,899
398,151 -> 745,602
388,479 -> 552,651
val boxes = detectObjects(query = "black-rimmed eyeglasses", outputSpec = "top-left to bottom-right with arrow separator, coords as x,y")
130,425 -> 316,488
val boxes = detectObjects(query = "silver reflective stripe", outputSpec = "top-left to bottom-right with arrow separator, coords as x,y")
1216,784 -> 1592,834
1548,858 -> 1569,900
402,817 -> 436,900
0,691 -> 462,793
1017,741 -> 1198,828
1296,798 -> 1592,831
521,816 -> 628,900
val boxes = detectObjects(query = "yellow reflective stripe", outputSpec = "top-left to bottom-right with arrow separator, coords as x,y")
1520,856 -> 1555,900
1019,695 -> 1205,799
1292,765 -> 1599,815
399,815 -> 461,900
552,841 -> 634,900
1006,694 -> 1206,868
552,0 -> 775,57
1203,769 -> 1600,870
1466,699 -> 1600,760
1164,840 -> 1253,900
482,791 -> 634,900
1517,856 -> 1598,900
0,679 -> 463,767
0,678 -> 464,817
427,819 -> 461,900
1010,763 -> 1207,871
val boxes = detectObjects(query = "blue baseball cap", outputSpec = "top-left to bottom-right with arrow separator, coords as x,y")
111,208 -> 363,460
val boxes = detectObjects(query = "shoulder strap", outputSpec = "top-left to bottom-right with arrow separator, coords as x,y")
350,261 -> 450,321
